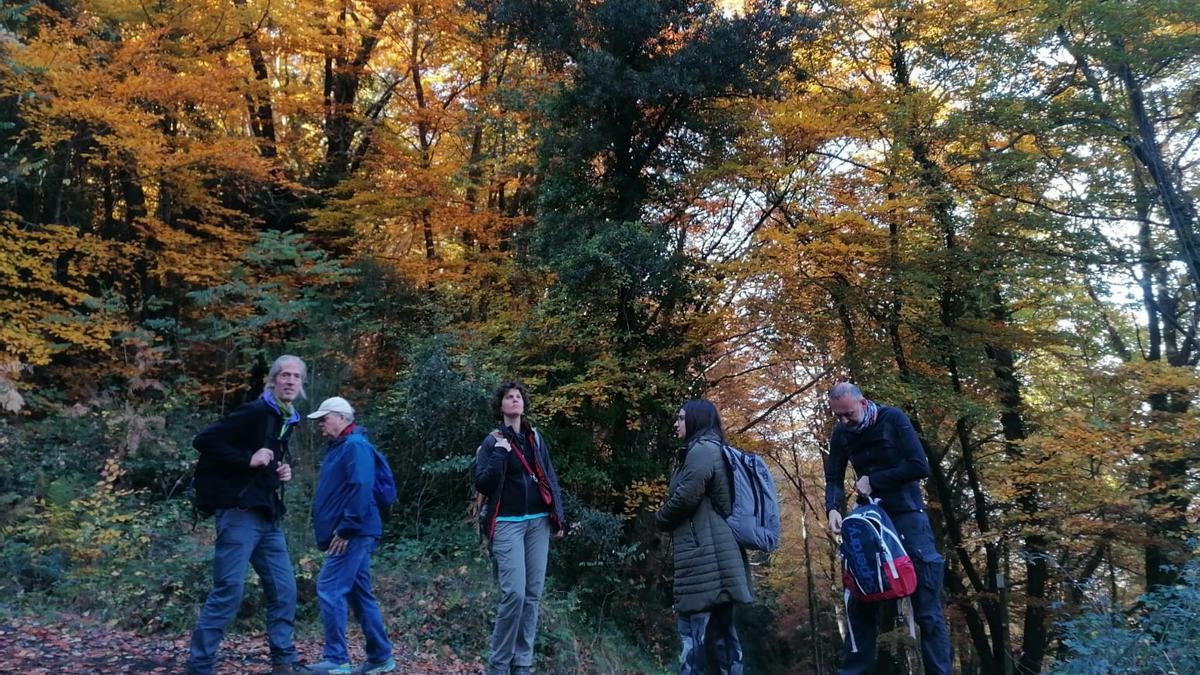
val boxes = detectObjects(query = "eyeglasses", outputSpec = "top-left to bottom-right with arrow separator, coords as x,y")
831,411 -> 857,420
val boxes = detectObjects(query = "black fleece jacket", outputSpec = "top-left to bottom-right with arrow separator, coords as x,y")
193,398 -> 294,519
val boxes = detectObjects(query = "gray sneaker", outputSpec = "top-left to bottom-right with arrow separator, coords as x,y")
306,661 -> 349,672
354,658 -> 397,673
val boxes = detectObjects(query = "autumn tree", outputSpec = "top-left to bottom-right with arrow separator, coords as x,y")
474,0 -> 809,499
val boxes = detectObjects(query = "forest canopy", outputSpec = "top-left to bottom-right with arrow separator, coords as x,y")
1,0 -> 1198,672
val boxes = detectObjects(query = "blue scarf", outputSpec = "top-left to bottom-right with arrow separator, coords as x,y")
849,399 -> 879,433
262,390 -> 300,438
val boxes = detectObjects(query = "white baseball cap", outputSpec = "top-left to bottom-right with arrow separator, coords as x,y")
307,396 -> 355,419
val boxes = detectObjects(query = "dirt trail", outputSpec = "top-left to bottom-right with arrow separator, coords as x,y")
0,615 -> 480,674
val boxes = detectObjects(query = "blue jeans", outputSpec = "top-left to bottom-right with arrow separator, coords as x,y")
839,510 -> 952,675
187,508 -> 299,674
677,602 -> 743,675
317,536 -> 392,665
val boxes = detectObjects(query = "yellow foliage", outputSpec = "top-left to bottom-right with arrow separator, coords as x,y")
0,214 -> 130,369
622,478 -> 669,519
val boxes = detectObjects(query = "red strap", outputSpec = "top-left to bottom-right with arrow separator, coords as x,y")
501,428 -> 544,484
511,444 -> 538,481
505,430 -> 554,505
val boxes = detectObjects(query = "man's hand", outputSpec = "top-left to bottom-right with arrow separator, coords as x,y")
276,463 -> 292,482
327,534 -> 349,556
828,509 -> 843,535
250,448 -> 274,468
855,475 -> 872,496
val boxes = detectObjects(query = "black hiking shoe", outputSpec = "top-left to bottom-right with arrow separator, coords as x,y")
272,663 -> 317,673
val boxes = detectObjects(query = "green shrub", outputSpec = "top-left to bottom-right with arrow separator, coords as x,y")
369,335 -> 495,526
0,486 -> 210,631
1052,556 -> 1200,674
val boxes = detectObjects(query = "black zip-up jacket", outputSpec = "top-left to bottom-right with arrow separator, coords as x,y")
193,398 -> 295,520
825,405 -> 930,516
474,423 -> 565,541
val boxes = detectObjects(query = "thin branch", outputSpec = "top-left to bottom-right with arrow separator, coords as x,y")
736,367 -> 832,434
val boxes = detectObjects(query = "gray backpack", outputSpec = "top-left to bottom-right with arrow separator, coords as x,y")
721,444 -> 781,552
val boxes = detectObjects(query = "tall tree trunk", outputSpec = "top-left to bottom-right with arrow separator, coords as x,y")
1061,23 -> 1198,591
323,2 -> 390,186
409,1 -> 437,261
983,287 -> 1049,673
1129,164 -> 1193,590
245,44 -> 278,159
232,0 -> 278,159
889,26 -> 1003,672
1114,45 -> 1200,297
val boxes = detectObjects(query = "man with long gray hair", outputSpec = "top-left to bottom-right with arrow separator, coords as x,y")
824,382 -> 951,674
186,355 -> 315,675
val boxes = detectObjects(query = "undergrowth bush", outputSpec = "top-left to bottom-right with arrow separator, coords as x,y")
1051,556 -> 1200,674
0,485 -> 210,632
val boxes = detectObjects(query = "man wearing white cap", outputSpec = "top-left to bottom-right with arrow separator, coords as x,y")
306,397 -> 396,674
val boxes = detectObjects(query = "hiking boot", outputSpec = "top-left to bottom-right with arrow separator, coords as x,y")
353,657 -> 397,673
272,663 -> 317,674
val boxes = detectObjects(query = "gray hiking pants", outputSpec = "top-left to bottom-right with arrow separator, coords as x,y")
487,517 -> 551,674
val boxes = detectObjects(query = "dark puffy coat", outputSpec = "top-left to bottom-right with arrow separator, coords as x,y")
655,431 -> 753,614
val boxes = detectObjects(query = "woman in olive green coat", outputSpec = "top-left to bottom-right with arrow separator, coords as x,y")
656,400 -> 753,675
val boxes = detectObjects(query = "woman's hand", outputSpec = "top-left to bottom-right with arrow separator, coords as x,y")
492,431 -> 511,452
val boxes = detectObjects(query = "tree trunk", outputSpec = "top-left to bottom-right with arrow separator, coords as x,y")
1115,48 -> 1200,298
983,287 -> 1049,673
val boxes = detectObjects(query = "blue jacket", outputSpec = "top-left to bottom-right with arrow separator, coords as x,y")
312,426 -> 383,551
825,406 -> 931,516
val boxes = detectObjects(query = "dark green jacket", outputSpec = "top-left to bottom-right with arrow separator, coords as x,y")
655,431 -> 753,613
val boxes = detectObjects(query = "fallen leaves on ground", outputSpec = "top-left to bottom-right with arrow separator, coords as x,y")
0,614 -> 482,674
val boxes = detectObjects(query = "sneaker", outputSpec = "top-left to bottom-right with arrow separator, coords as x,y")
307,661 -> 350,672
352,657 -> 397,673
272,663 -> 317,674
